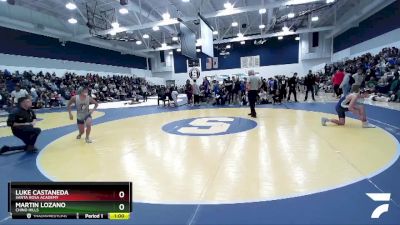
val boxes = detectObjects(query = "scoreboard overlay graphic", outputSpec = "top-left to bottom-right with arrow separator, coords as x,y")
8,182 -> 132,220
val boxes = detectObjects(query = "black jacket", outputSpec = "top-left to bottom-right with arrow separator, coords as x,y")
288,77 -> 297,89
304,75 -> 315,87
7,107 -> 36,128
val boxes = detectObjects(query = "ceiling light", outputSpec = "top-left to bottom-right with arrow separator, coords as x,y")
65,2 -> 77,10
68,18 -> 77,24
177,48 -> 181,52
169,51 -> 173,55
237,32 -> 244,38
259,8 -> 266,14
182,0 -> 190,2
224,2 -> 234,9
172,36 -> 179,41
232,21 -> 238,27
1,0 -> 7,2
152,26 -> 160,31
226,44 -> 231,49
286,0 -> 319,6
111,22 -> 120,29
326,0 -> 335,3
282,25 -> 290,32
311,16 -> 319,21
240,40 -> 245,45
162,12 -> 171,20
119,8 -> 128,14
213,30 -> 218,35
196,49 -> 201,52
288,12 -> 295,18
161,43 -> 167,48
278,36 -> 283,40
136,40 -> 142,45
259,24 -> 265,29
295,37 -> 300,41
143,34 -> 150,39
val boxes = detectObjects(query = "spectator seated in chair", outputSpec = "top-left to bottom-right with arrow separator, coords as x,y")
157,86 -> 170,107
171,87 -> 179,107
258,89 -> 269,104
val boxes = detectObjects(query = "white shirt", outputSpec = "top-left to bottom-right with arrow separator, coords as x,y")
11,89 -> 29,103
171,91 -> 179,100
248,75 -> 262,90
259,91 -> 267,100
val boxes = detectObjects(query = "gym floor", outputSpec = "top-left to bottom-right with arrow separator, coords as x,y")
0,98 -> 399,225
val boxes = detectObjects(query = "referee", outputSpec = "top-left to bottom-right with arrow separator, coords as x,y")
1,96 -> 41,154
247,70 -> 262,118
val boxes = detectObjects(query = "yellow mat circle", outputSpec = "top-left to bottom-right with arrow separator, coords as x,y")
37,108 -> 399,204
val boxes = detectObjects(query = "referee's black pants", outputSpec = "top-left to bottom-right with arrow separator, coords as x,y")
12,126 -> 41,148
248,90 -> 258,117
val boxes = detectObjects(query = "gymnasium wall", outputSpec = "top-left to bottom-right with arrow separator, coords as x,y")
162,33 -> 331,85
173,35 -> 299,74
0,53 -> 152,77
170,59 -> 330,85
0,26 -> 151,76
332,0 -> 400,59
332,28 -> 400,62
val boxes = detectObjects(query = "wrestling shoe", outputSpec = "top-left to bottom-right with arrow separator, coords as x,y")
85,138 -> 92,143
321,117 -> 329,126
362,122 -> 376,128
0,146 -> 10,154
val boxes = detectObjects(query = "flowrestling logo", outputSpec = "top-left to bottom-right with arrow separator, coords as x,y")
366,193 -> 391,219
162,117 -> 257,136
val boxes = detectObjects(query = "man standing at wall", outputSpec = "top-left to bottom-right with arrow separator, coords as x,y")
224,77 -> 233,104
304,70 -> 316,101
247,70 -> 261,118
287,73 -> 298,102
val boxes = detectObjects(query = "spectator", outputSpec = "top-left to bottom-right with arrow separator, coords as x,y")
304,71 -> 315,101
192,80 -> 200,106
352,68 -> 365,93
11,84 -> 29,106
171,87 -> 179,107
287,73 -> 298,102
333,68 -> 345,98
185,79 -> 193,106
340,69 -> 354,97
389,73 -> 400,102
224,77 -> 233,104
259,89 -> 268,104
279,76 -> 288,100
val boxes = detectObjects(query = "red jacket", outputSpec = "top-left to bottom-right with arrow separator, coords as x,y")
333,71 -> 345,85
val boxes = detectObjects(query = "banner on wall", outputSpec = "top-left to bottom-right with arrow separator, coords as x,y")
206,58 -> 212,69
212,57 -> 218,69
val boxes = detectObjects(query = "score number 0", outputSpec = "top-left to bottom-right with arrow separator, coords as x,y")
118,191 -> 125,211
